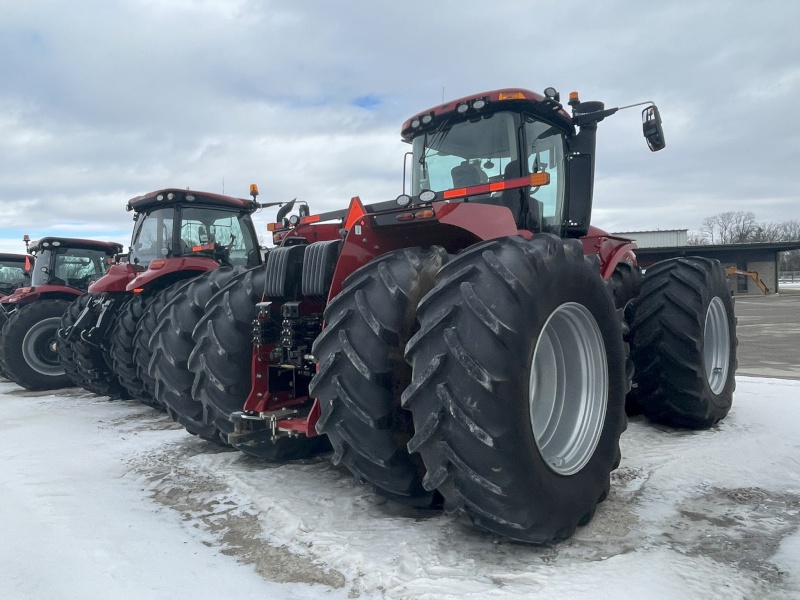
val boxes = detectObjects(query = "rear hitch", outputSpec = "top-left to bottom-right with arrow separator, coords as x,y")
60,299 -> 96,342
231,408 -> 300,441
78,295 -> 126,349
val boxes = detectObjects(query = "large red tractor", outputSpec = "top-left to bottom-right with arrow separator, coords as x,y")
187,87 -> 736,543
57,189 -> 263,406
0,238 -> 121,389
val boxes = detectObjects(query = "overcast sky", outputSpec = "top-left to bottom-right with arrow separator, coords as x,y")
1,0 -> 798,253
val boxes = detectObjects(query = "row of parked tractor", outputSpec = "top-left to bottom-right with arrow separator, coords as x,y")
0,86 -> 738,544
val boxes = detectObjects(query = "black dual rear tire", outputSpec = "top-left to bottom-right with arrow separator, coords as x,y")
0,299 -> 72,390
131,281 -> 196,409
189,267 -> 266,442
628,257 -> 737,428
110,294 -> 155,405
311,247 -> 448,507
402,235 -> 628,543
149,267 -> 243,441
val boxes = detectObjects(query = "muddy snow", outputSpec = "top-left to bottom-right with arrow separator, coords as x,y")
2,376 -> 799,599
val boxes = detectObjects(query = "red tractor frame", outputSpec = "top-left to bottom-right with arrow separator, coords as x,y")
0,237 -> 121,389
188,87 -> 735,543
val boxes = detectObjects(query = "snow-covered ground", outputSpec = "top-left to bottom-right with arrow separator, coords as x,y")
2,377 -> 799,600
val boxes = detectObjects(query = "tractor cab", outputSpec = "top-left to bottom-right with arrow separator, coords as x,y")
401,87 -> 665,238
2,238 -> 122,307
28,238 -> 121,291
404,92 -> 570,236
57,188 -> 264,403
127,189 -> 261,271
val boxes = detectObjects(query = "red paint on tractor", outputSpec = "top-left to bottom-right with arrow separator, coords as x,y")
124,256 -> 221,292
88,263 -> 138,293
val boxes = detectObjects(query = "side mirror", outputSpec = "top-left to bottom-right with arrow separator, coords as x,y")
642,105 -> 666,152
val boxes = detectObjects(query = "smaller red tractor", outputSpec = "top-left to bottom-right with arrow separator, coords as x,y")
187,87 -> 736,543
57,188 -> 263,408
0,238 -> 121,390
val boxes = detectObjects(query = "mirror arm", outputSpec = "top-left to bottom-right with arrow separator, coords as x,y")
572,106 -> 619,126
573,100 -> 657,126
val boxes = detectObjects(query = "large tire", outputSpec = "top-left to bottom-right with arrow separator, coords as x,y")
0,299 -> 72,390
310,247 -> 448,506
610,262 -> 644,416
628,257 -> 737,428
611,262 -> 642,310
189,266 -> 330,459
132,281 -> 194,408
149,267 -> 243,441
402,235 -> 628,543
110,294 -> 155,404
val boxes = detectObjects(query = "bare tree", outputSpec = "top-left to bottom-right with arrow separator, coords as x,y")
700,211 -> 757,244
695,212 -> 800,271
750,221 -> 782,242
778,220 -> 800,241
731,211 -> 757,243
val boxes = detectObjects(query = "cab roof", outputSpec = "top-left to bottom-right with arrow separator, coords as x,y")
29,237 -> 123,255
401,87 -> 574,142
127,188 -> 257,213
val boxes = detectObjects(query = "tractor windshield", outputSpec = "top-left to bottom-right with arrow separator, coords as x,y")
0,261 -> 27,295
30,248 -> 111,290
410,110 -> 566,234
129,206 -> 259,268
412,112 -> 520,196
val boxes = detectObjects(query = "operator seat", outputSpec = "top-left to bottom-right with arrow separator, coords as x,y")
197,225 -> 210,245
451,161 -> 482,188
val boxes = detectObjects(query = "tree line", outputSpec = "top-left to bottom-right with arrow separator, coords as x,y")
688,211 -> 800,271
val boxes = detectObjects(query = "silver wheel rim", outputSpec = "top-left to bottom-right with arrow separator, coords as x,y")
704,296 -> 730,395
529,302 -> 608,476
22,316 -> 64,377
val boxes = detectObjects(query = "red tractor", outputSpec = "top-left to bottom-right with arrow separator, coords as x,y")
0,238 -> 122,389
57,188 -> 263,407
186,87 -> 736,543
